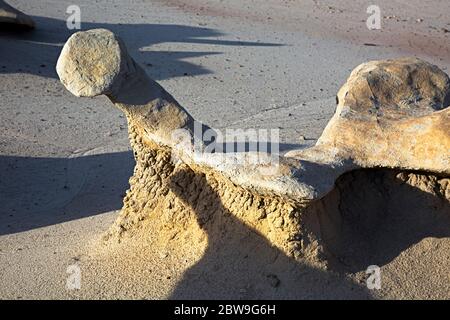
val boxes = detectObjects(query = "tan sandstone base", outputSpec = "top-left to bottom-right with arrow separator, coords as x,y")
103,123 -> 450,270
104,124 -> 324,265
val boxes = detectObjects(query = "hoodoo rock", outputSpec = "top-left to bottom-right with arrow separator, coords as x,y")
56,29 -> 449,267
0,0 -> 35,29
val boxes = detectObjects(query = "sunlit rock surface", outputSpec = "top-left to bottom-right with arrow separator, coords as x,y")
57,29 -> 449,267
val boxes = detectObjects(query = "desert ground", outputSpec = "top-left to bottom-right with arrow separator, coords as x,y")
0,0 -> 449,299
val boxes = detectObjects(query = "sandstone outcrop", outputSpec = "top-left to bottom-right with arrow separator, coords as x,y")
0,0 -> 35,29
57,29 -> 449,267
287,57 -> 449,178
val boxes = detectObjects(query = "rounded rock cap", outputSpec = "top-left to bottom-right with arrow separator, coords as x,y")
56,29 -> 128,97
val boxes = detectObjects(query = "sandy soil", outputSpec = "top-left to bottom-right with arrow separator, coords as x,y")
0,0 -> 449,299
160,0 -> 450,64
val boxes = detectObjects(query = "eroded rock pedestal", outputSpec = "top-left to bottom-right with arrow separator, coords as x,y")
56,29 -> 449,268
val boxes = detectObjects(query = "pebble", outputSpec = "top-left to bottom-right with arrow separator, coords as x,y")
266,274 -> 280,288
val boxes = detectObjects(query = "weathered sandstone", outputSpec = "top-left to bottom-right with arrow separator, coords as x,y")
57,29 -> 449,267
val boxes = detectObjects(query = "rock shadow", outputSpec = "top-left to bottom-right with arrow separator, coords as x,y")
0,15 -> 282,80
167,168 -> 372,299
0,151 -> 134,235
310,169 -> 450,273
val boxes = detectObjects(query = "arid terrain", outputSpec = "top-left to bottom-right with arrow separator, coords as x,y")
0,0 -> 449,299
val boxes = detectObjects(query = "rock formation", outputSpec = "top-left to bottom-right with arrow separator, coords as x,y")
0,0 -> 35,29
56,29 -> 449,267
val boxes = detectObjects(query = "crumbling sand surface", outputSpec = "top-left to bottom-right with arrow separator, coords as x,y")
0,0 -> 449,299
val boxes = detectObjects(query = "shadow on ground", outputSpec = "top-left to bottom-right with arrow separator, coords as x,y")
164,168 -> 449,298
308,169 -> 450,273
0,151 -> 134,235
0,15 -> 282,233
0,140 -> 301,236
0,15 -> 282,80
166,168 -> 372,299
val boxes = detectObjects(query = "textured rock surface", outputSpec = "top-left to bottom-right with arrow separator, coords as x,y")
0,0 -> 34,28
285,57 -> 450,198
57,29 -> 449,265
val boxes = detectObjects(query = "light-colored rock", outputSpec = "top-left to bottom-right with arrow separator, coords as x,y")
288,57 -> 450,172
56,29 -> 204,150
286,57 -> 450,198
0,0 -> 35,29
57,29 -> 449,266
56,29 -> 311,200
